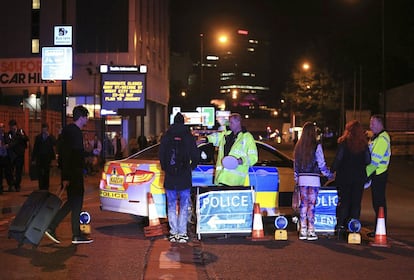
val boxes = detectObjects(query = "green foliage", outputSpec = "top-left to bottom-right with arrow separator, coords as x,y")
282,67 -> 341,127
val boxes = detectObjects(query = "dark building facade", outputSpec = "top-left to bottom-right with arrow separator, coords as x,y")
0,0 -> 170,142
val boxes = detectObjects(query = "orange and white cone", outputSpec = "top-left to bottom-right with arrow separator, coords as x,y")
147,192 -> 160,227
144,192 -> 165,237
251,203 -> 266,240
370,206 -> 390,247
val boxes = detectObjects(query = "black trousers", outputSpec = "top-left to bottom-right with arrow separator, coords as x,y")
11,155 -> 24,188
371,171 -> 388,228
49,171 -> 84,237
37,159 -> 51,190
336,181 -> 365,228
0,156 -> 13,189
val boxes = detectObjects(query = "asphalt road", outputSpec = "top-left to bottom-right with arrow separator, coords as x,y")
0,145 -> 413,279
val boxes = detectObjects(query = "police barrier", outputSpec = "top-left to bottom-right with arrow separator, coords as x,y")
314,187 -> 338,233
196,186 -> 254,239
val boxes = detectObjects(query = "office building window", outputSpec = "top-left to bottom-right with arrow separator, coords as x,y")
32,0 -> 40,9
31,0 -> 40,54
32,39 -> 39,54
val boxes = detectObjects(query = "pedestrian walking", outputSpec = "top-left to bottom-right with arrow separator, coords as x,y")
6,119 -> 29,192
31,123 -> 56,190
44,105 -> 93,244
0,122 -> 13,194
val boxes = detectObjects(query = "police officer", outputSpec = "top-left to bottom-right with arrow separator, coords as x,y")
366,114 -> 391,237
203,113 -> 258,186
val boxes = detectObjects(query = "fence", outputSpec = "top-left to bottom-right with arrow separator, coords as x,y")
0,105 -> 99,174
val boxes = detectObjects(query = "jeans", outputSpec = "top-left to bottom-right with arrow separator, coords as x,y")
166,188 -> 191,235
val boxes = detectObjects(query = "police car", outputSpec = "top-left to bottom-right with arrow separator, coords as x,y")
99,141 -> 294,219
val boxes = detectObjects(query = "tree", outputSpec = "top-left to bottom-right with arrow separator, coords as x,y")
282,66 -> 341,129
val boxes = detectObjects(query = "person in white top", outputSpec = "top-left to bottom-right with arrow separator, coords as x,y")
293,122 -> 333,241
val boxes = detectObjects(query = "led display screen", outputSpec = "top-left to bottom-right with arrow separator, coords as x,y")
101,73 -> 146,115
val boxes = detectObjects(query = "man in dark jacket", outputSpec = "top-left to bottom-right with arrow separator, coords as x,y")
7,119 -> 29,192
45,105 -> 93,245
159,112 -> 200,243
31,123 -> 56,190
0,122 -> 13,194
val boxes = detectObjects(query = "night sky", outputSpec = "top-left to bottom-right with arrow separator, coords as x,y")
170,0 -> 414,109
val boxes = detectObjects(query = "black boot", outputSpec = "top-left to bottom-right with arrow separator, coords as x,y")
336,226 -> 346,241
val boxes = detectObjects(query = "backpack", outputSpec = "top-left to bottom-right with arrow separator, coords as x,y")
165,134 -> 189,176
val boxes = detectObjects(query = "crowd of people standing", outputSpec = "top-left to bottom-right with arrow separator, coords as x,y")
0,119 -> 29,194
293,114 -> 391,241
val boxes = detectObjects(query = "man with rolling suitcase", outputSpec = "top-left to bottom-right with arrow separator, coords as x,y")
45,105 -> 93,244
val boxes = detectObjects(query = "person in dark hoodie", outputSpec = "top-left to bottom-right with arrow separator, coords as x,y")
159,112 -> 200,243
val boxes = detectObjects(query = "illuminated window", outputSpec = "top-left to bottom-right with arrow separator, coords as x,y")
32,0 -> 40,9
32,39 -> 39,53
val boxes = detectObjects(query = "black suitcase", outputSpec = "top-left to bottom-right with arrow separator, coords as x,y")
8,190 -> 62,247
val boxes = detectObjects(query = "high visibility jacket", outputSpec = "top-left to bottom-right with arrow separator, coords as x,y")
366,130 -> 391,177
207,129 -> 258,186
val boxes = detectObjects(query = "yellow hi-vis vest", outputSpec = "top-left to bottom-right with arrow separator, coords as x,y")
207,130 -> 258,186
366,130 -> 391,177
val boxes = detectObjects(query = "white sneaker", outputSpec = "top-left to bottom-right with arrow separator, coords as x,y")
299,230 -> 307,240
177,234 -> 189,243
307,230 -> 318,241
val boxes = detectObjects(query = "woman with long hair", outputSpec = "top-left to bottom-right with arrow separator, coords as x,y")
294,122 -> 333,241
331,120 -> 371,239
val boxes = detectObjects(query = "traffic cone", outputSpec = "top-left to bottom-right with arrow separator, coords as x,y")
370,207 -> 391,247
147,192 -> 160,227
144,192 -> 164,237
250,203 -> 268,241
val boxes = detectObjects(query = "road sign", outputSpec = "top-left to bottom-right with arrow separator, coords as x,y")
54,26 -> 72,45
315,187 -> 338,232
41,47 -> 73,80
196,187 -> 254,236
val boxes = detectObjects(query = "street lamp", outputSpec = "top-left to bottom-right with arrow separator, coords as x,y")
381,0 -> 386,124
218,35 -> 228,45
200,33 -> 204,96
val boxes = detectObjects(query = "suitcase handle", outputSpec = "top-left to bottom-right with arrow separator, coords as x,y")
57,181 -> 67,199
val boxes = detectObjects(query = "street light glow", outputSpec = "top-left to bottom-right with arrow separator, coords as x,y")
218,35 -> 228,44
302,62 -> 310,70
